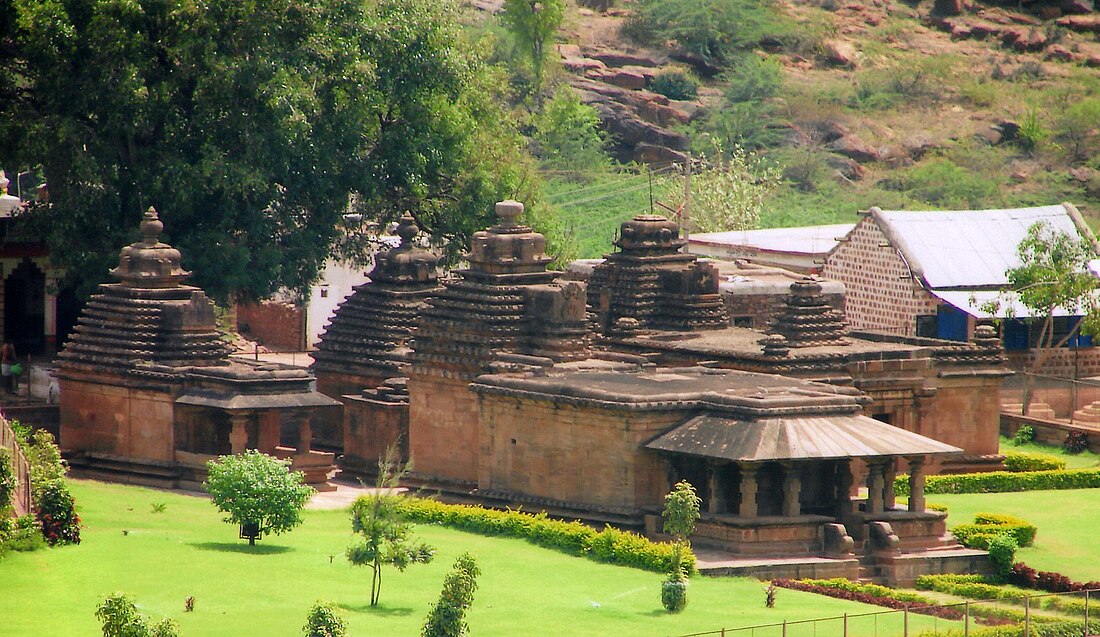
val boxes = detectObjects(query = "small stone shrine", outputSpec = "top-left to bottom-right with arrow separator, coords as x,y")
57,208 -> 340,488
312,213 -> 442,457
588,214 -> 728,337
585,215 -> 1010,474
406,200 -> 590,486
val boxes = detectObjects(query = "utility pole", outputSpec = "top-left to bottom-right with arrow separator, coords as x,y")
683,154 -> 692,243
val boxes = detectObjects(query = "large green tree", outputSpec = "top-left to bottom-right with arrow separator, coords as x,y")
0,0 -> 533,302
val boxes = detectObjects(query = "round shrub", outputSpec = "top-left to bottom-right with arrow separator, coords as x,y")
987,534 -> 1018,578
1064,431 -> 1089,454
650,72 -> 698,100
661,577 -> 688,613
1012,424 -> 1036,446
304,601 -> 348,637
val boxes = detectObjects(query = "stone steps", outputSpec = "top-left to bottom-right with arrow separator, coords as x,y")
1001,401 -> 1057,419
1073,401 -> 1100,423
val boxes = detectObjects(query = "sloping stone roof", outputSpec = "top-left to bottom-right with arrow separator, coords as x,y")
312,213 -> 442,379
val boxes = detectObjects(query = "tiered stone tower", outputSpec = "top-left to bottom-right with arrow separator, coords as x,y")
312,213 -> 443,396
58,207 -> 230,372
311,213 -> 442,469
766,277 -> 850,349
406,200 -> 590,485
587,214 -> 728,337
57,208 -> 338,488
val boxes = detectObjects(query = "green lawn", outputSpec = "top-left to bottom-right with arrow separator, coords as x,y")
0,479 -> 951,637
929,488 -> 1100,583
999,436 -> 1100,470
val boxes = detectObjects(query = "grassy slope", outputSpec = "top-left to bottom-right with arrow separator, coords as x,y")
930,488 -> 1100,583
1001,436 -> 1100,470
0,479 -> 948,637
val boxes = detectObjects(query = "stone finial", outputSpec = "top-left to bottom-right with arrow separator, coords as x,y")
395,212 -> 419,247
614,214 -> 685,254
140,207 -> 164,246
495,200 -> 524,227
110,207 -> 190,288
760,334 -> 790,358
973,324 -> 1001,349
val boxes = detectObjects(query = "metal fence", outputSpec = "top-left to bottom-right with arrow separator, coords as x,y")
0,412 -> 32,516
676,589 -> 1097,637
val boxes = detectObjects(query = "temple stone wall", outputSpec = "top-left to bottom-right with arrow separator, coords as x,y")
408,375 -> 481,484
822,217 -> 939,334
236,300 -> 305,351
59,379 -> 175,461
1006,347 -> 1100,380
927,377 -> 1003,458
316,371 -> 391,406
341,381 -> 410,476
476,395 -> 676,509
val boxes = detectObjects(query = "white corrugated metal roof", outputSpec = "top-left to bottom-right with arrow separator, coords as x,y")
930,289 -> 1078,319
689,224 -> 856,255
874,205 -> 1080,289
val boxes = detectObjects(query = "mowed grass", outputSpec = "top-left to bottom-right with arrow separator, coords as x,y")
929,488 -> 1100,583
0,480 -> 958,637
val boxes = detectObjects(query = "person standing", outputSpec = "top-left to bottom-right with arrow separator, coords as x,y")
1,341 -> 15,394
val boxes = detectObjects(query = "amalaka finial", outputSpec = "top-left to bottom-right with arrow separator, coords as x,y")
495,200 -> 524,226
140,206 -> 164,246
396,212 -> 419,247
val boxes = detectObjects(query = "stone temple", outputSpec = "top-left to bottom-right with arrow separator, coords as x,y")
58,208 -> 339,488
312,202 -> 1000,584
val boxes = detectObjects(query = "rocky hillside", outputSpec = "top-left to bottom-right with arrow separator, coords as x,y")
533,0 -> 1100,235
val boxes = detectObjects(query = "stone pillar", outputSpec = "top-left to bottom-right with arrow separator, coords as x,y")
835,459 -> 853,517
229,413 -> 249,454
883,458 -> 897,510
706,462 -> 725,514
297,415 -> 312,454
907,456 -> 926,513
781,461 -> 802,517
866,460 -> 885,515
738,462 -> 760,518
44,273 -> 58,354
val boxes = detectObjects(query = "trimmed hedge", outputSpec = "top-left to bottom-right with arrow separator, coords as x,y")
895,468 -> 1100,496
952,523 -> 1035,548
1002,452 -> 1066,473
395,497 -> 694,574
1008,562 -> 1100,593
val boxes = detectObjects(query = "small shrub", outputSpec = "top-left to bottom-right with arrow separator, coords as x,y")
422,553 -> 480,637
6,514 -> 46,552
1017,108 -> 1050,154
1063,431 -> 1089,454
765,583 -> 777,608
723,55 -> 783,103
151,502 -> 167,514
97,593 -> 180,637
650,71 -> 698,100
987,534 -> 1018,578
1011,425 -> 1036,446
661,575 -> 688,613
0,448 -> 15,509
304,601 -> 348,637
35,478 -> 80,546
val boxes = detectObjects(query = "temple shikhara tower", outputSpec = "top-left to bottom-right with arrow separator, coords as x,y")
57,208 -> 339,487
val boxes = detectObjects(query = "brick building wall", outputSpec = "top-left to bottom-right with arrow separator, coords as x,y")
822,217 -> 939,334
236,300 -> 306,351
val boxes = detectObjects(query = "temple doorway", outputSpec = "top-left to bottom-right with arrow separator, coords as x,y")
4,258 -> 45,354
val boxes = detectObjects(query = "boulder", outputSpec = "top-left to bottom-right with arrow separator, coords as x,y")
932,0 -> 970,16
585,67 -> 648,90
1070,167 -> 1095,183
1062,0 -> 1094,14
903,133 -> 941,160
1002,27 -> 1047,52
582,49 -> 664,68
826,154 -> 866,181
1056,15 -> 1100,33
634,143 -> 689,165
1045,44 -> 1078,62
828,134 -> 880,163
822,39 -> 859,67
1087,54 -> 1100,68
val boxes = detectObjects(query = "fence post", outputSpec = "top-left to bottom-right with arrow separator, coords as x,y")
965,601 -> 970,637
1025,596 -> 1031,637
904,605 -> 909,637
1085,590 -> 1090,637
844,613 -> 848,637
783,620 -> 787,637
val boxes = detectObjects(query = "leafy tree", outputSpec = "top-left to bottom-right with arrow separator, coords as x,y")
983,221 -> 1100,414
501,0 -> 565,91
96,593 -> 179,637
303,601 -> 348,637
531,86 -> 609,176
661,480 -> 700,613
346,449 -> 434,606
665,140 -> 780,233
204,450 -> 313,545
421,553 -> 481,637
0,0 -> 536,302
1054,97 -> 1100,161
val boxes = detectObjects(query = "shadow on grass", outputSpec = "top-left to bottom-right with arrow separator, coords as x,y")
188,541 -> 292,555
339,602 -> 415,617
